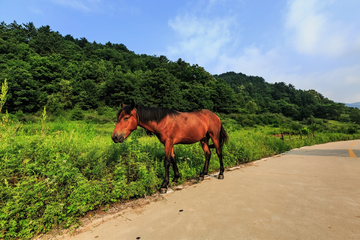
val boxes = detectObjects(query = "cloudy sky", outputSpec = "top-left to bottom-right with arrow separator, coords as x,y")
1,0 -> 360,103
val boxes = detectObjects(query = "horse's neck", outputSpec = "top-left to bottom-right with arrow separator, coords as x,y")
138,120 -> 158,134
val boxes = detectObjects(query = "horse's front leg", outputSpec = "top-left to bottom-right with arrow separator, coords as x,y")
160,143 -> 173,194
171,147 -> 180,183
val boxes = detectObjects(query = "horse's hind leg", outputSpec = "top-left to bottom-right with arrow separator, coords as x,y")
199,136 -> 211,181
209,133 -> 224,179
216,146 -> 224,179
160,142 -> 173,194
170,147 -> 180,183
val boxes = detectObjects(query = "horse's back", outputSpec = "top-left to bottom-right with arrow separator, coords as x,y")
196,109 -> 221,130
180,109 -> 221,134
159,109 -> 221,144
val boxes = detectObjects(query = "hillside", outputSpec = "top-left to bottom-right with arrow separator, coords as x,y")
1,21 -> 360,124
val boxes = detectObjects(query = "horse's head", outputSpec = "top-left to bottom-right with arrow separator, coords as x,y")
112,103 -> 138,143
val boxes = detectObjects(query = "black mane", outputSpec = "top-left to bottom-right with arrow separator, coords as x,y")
117,105 -> 180,123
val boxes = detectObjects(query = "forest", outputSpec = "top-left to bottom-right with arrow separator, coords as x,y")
1,21 -> 359,124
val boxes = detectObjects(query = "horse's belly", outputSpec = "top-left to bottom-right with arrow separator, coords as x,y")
174,125 -> 207,144
176,138 -> 201,144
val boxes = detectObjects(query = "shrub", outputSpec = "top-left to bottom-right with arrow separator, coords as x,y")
84,115 -> 101,124
347,125 -> 358,134
70,106 -> 85,121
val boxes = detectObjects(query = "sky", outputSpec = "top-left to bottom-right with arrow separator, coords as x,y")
1,0 -> 360,103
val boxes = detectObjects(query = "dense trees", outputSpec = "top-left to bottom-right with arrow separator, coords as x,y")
214,71 -> 360,123
0,21 -> 234,114
1,21 -> 359,124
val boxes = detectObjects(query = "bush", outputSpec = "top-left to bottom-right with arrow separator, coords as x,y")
301,128 -> 309,135
70,106 -> 85,121
18,114 -> 40,123
347,125 -> 358,134
84,115 -> 101,124
96,106 -> 114,118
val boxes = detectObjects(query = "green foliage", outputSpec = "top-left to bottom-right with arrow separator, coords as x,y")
1,116 -> 359,239
245,100 -> 258,114
70,106 -> 84,121
1,22 -> 238,115
214,72 -> 352,121
0,121 -> 162,239
0,79 -> 8,113
1,21 -> 357,124
349,108 -> 360,124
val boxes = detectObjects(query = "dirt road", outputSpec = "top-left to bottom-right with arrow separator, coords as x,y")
61,140 -> 360,240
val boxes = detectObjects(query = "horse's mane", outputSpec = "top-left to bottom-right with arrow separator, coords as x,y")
117,105 -> 179,123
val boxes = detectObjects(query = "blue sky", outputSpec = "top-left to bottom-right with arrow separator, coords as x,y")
1,0 -> 360,103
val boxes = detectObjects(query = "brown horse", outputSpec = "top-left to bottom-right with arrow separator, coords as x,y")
112,103 -> 229,193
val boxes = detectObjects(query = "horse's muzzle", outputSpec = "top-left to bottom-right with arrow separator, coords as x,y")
112,133 -> 125,143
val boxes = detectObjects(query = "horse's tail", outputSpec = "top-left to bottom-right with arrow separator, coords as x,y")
209,124 -> 229,149
219,124 -> 229,148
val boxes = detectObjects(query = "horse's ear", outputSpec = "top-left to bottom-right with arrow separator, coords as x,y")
121,103 -> 126,108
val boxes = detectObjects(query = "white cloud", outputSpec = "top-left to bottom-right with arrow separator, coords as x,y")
315,65 -> 360,103
167,14 -> 235,66
214,46 -> 286,77
166,0 -> 360,103
284,0 -> 360,57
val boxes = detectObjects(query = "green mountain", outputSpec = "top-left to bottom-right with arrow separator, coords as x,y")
214,72 -> 350,120
1,21 -> 360,124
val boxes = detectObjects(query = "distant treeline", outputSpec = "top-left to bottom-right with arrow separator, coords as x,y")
1,21 -> 360,124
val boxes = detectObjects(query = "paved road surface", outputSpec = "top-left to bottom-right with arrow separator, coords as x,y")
61,140 -> 360,240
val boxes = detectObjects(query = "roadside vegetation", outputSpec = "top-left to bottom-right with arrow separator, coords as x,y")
1,104 -> 359,239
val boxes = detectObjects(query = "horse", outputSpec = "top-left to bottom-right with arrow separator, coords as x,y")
111,103 -> 229,194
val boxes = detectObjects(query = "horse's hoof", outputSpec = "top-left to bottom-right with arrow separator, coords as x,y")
159,188 -> 167,194
218,174 -> 224,180
198,176 -> 204,181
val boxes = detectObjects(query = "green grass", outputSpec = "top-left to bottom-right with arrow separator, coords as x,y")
1,116 -> 360,239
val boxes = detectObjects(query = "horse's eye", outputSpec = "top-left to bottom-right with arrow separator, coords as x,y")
124,117 -> 129,121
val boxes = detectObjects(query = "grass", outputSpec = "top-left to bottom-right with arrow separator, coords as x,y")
0,114 -> 360,239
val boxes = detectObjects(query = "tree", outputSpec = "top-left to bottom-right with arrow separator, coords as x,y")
23,22 -> 37,40
308,123 -> 319,137
245,100 -> 258,114
0,79 -> 8,113
139,68 -> 183,110
6,60 -> 40,112
58,79 -> 73,109
101,68 -> 139,108
78,79 -> 98,109
290,122 -> 303,139
29,25 -> 64,56
349,108 -> 360,124
211,78 -> 238,113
